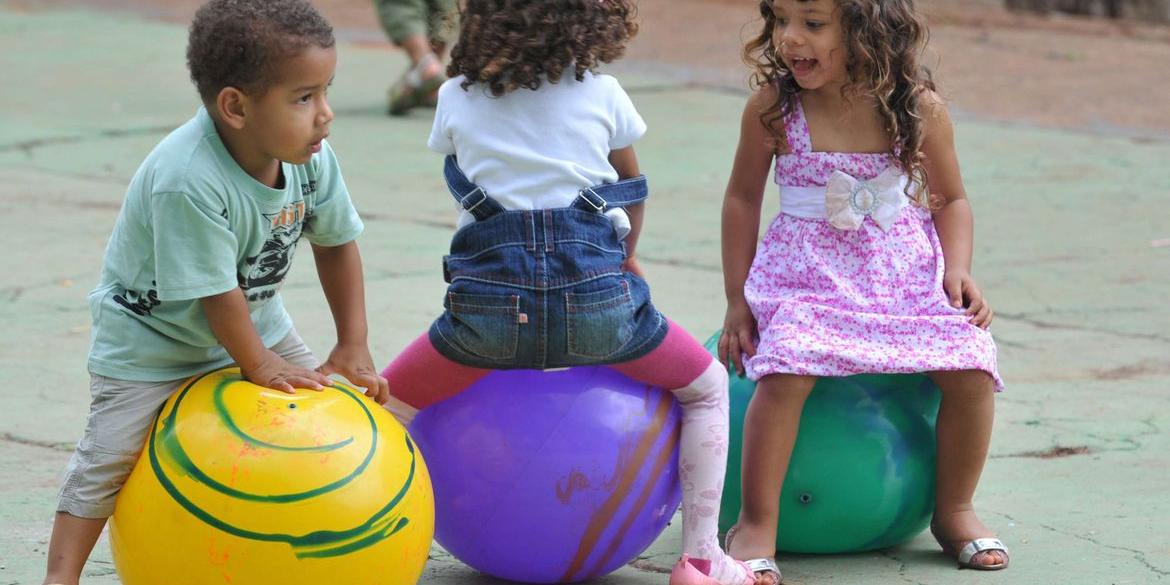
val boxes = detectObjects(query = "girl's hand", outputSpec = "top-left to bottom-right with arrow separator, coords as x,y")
943,270 -> 994,329
719,301 -> 758,377
242,350 -> 331,393
317,343 -> 391,405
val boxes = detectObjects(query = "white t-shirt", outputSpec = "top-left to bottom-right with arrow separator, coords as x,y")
428,71 -> 647,238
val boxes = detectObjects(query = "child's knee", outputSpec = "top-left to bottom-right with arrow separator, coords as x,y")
57,447 -> 140,519
754,374 -> 816,404
930,369 -> 997,397
674,360 -> 730,406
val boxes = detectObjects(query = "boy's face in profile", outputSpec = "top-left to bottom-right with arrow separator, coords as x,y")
245,45 -> 337,165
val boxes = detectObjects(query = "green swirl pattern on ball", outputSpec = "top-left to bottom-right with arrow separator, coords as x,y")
147,371 -> 417,559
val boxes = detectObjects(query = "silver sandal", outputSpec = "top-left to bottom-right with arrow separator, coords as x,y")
931,523 -> 1010,570
954,538 -> 1010,570
724,524 -> 783,584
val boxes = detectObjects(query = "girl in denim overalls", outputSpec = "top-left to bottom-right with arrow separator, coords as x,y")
380,1 -> 757,584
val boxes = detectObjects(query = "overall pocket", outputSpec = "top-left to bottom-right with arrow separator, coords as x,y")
445,291 -> 522,360
565,279 -> 636,359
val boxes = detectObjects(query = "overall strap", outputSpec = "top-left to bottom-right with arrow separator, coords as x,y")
444,155 -> 505,221
446,155 -> 648,218
571,174 -> 649,213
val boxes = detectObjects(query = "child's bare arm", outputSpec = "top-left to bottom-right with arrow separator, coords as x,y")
201,288 -> 330,391
719,88 -> 777,375
311,240 -> 390,404
608,146 -> 645,276
921,92 -> 993,328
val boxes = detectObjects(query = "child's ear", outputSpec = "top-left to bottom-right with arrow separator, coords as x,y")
215,87 -> 248,130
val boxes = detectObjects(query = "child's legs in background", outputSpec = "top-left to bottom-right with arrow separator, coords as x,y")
374,0 -> 456,58
380,333 -> 492,426
608,320 -> 748,582
373,0 -> 428,53
425,0 -> 458,50
45,329 -> 319,585
724,372 -> 815,569
928,368 -> 1006,566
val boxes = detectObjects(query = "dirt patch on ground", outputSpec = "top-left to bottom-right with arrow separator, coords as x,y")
8,0 -> 1169,136
1091,359 -> 1170,379
1009,445 -> 1093,458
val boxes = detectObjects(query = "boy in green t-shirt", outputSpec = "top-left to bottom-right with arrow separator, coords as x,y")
43,1 -> 388,582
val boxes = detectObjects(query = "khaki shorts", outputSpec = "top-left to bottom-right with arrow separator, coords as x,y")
57,329 -> 318,518
373,0 -> 458,45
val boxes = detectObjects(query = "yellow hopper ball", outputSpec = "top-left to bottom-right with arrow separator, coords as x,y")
109,368 -> 433,585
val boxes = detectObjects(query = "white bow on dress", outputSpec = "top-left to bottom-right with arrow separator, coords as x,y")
824,167 -> 911,231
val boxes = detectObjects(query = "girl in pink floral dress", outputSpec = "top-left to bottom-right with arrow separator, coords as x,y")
717,0 -> 1007,582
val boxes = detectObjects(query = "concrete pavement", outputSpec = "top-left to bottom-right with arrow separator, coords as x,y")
1,4 -> 1168,584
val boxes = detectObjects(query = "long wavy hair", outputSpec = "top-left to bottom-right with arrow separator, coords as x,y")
448,0 -> 639,96
745,0 -> 936,202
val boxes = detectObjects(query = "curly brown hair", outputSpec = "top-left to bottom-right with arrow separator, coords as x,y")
745,0 -> 936,201
186,0 -> 335,104
448,0 -> 639,96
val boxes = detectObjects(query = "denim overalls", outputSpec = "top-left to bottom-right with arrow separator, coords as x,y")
428,156 -> 668,370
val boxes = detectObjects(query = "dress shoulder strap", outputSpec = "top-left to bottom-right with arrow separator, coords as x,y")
781,95 -> 812,155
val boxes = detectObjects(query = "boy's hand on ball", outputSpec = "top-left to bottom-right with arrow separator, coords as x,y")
243,350 -> 331,393
318,344 -> 391,405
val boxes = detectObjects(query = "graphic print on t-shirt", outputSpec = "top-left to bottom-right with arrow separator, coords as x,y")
239,202 -> 305,303
238,180 -> 316,303
114,281 -> 161,316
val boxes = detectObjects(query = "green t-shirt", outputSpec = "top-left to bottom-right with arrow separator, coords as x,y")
87,107 -> 364,381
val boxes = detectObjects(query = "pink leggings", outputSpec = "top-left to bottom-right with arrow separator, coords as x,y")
382,319 -> 715,409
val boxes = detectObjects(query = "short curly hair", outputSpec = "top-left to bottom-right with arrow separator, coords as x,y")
448,0 -> 638,96
186,0 -> 335,103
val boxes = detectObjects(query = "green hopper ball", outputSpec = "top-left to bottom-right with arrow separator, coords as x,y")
706,331 -> 941,553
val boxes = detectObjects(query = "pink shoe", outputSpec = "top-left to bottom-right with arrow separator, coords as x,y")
669,555 -> 718,585
669,554 -> 758,585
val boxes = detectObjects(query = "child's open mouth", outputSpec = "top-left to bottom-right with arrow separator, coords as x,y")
791,57 -> 817,77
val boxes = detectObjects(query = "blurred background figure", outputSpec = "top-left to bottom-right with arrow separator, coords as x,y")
373,0 -> 458,115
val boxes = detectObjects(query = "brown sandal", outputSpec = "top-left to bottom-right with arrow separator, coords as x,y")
387,53 -> 445,116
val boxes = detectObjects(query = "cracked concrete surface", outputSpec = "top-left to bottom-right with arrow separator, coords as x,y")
1,3 -> 1168,585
